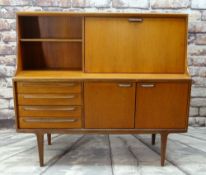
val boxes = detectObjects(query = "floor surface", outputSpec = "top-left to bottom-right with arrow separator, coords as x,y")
0,127 -> 206,175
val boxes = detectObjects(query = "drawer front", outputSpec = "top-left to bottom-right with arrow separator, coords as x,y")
18,106 -> 81,117
18,94 -> 81,105
17,82 -> 81,94
19,117 -> 81,129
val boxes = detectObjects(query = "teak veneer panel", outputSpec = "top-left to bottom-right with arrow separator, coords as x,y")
135,82 -> 191,129
85,17 -> 186,73
84,82 -> 135,129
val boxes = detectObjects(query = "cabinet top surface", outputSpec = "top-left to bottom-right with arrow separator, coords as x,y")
13,71 -> 191,81
16,11 -> 188,18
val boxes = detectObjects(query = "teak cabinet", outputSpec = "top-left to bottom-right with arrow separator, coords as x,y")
13,12 -> 191,167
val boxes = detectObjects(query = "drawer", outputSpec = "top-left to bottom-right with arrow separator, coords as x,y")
19,117 -> 81,129
18,94 -> 82,105
18,106 -> 81,117
17,82 -> 81,94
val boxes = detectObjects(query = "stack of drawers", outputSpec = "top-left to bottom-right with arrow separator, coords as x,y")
16,82 -> 82,129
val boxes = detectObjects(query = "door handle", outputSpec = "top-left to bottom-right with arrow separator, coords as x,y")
140,84 -> 155,88
23,117 -> 77,123
128,18 -> 143,22
23,106 -> 77,111
23,94 -> 76,99
118,83 -> 132,88
21,82 -> 77,87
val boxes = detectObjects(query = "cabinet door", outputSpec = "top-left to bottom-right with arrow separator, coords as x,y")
135,82 -> 190,129
85,17 -> 186,73
84,82 -> 135,128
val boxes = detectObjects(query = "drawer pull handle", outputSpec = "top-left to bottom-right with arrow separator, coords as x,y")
128,18 -> 143,22
118,83 -> 132,88
23,106 -> 76,111
21,83 -> 77,87
23,94 -> 76,99
23,117 -> 77,123
141,84 -> 155,88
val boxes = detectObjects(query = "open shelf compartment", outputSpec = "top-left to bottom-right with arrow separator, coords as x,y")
21,42 -> 82,70
18,15 -> 83,70
19,16 -> 82,39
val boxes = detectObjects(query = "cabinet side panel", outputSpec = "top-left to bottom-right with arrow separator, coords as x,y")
13,81 -> 19,129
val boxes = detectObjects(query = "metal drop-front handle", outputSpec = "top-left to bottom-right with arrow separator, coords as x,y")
128,18 -> 143,22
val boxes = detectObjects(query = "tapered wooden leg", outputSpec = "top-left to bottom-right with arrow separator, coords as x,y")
160,132 -> 168,166
47,133 -> 51,145
152,134 -> 156,145
36,133 -> 44,167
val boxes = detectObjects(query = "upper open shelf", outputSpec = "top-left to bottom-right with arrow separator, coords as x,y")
19,16 -> 82,39
18,15 -> 83,71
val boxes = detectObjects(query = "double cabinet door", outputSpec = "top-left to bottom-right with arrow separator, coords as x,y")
84,82 -> 190,129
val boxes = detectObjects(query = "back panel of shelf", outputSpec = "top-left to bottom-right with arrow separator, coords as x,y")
19,16 -> 82,39
21,42 -> 82,70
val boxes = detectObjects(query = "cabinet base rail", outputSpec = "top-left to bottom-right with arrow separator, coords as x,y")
35,132 -> 169,167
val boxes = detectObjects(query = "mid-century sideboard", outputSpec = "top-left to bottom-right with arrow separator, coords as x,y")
13,12 -> 191,167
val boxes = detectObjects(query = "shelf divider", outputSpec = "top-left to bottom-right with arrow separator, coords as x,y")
20,38 -> 82,42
